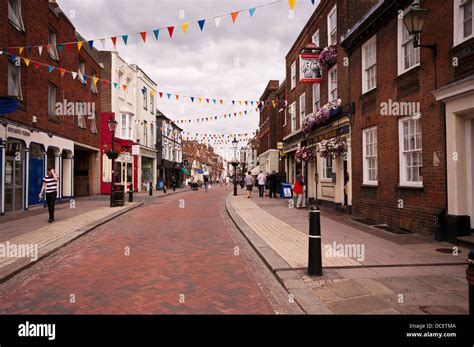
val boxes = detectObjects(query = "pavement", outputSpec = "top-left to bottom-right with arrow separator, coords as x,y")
0,185 -> 297,314
226,190 -> 470,314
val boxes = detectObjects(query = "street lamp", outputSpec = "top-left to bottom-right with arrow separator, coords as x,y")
403,0 -> 437,54
107,114 -> 118,207
231,136 -> 239,196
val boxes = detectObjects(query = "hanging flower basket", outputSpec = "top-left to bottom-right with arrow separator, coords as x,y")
319,46 -> 337,68
303,99 -> 342,134
105,150 -> 119,159
295,146 -> 316,163
316,137 -> 347,158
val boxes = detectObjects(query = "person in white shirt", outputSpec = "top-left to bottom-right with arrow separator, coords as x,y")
244,171 -> 254,198
225,176 -> 230,190
257,171 -> 266,198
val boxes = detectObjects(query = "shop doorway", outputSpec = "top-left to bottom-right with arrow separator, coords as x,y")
115,161 -> 133,192
28,143 -> 44,206
5,140 -> 24,212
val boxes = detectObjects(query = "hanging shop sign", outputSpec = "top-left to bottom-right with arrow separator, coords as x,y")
299,44 -> 322,83
132,145 -> 140,156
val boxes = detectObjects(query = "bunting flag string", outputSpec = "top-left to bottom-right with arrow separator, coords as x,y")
0,1 -> 282,52
174,107 -> 258,124
6,51 -> 287,107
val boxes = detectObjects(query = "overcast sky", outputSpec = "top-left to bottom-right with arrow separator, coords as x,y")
58,0 -> 317,158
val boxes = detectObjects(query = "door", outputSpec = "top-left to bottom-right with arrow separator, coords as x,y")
470,119 -> 474,228
5,157 -> 23,211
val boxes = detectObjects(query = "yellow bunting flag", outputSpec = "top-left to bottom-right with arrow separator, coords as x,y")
198,98 -> 203,103
93,77 -> 99,85
288,0 -> 296,10
182,23 -> 189,33
23,58 -> 30,66
19,47 -> 24,55
77,41 -> 83,51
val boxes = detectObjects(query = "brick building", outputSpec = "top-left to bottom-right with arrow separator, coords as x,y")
182,140 -> 223,182
0,0 -> 102,215
282,0 -> 376,210
341,0 -> 474,238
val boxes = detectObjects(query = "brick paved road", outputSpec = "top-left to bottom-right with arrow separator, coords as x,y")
0,186 -> 275,314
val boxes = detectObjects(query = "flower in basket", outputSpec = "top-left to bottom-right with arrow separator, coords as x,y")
316,137 -> 347,158
303,114 -> 318,133
295,146 -> 316,162
319,46 -> 337,68
312,99 -> 342,128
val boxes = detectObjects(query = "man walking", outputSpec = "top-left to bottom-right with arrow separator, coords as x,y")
268,170 -> 278,198
244,171 -> 254,199
39,167 -> 58,223
257,171 -> 266,197
204,175 -> 209,192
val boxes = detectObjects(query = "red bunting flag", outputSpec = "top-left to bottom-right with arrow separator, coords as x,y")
111,37 -> 117,47
159,92 -> 163,98
167,26 -> 174,38
140,32 -> 147,43
231,12 -> 239,23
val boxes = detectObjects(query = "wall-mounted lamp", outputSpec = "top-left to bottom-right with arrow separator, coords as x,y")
403,0 -> 437,55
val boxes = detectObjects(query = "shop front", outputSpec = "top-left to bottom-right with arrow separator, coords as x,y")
283,132 -> 303,185
0,122 -> 74,215
138,147 -> 156,192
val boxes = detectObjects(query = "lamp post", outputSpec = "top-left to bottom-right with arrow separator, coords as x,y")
107,114 -> 118,207
231,136 -> 239,196
403,0 -> 437,54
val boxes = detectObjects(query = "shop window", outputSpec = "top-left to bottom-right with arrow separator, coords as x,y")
322,157 -> 333,180
312,29 -> 320,47
143,87 -> 148,110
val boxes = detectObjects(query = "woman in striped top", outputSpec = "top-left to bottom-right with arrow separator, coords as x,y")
39,167 -> 58,223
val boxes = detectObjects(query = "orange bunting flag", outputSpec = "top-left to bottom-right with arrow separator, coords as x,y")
272,100 -> 276,108
288,0 -> 296,10
140,31 -> 147,43
77,41 -> 83,51
231,11 -> 239,23
60,69 -> 66,77
175,95 -> 180,101
123,85 -> 127,91
23,58 -> 30,66
182,23 -> 189,33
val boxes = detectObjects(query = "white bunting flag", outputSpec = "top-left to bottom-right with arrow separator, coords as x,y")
214,17 -> 222,28
71,72 -> 78,80
38,46 -> 43,55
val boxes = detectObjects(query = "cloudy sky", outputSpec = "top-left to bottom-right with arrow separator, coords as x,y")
58,0 -> 317,158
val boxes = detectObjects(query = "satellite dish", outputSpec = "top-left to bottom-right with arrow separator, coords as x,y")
0,97 -> 18,115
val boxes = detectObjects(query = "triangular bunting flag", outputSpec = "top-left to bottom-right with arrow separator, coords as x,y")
175,95 -> 180,100
198,19 -> 206,31
232,100 -> 235,105
71,72 -> 78,80
191,97 -> 195,103
206,98 -> 209,103
167,26 -> 174,38
159,92 -> 163,98
66,43 -> 73,52
123,84 -> 127,91
111,36 -> 117,47
249,8 -> 256,17
122,35 -> 128,45
215,17 -> 222,28
181,23 -> 189,33
60,69 -> 66,77
288,0 -> 296,10
140,31 -> 147,43
27,46 -> 32,54
167,93 -> 171,99
103,80 -> 108,87
23,58 -> 30,66
113,82 -> 118,89
57,44 -> 63,52
231,12 -> 239,23
93,77 -> 99,85
219,100 -> 223,104
88,40 -> 94,49
198,98 -> 202,103
48,66 -> 54,73
77,41 -> 83,51
153,29 -> 160,40
19,47 -> 24,55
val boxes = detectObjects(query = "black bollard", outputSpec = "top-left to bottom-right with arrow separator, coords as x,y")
467,249 -> 474,315
308,205 -> 323,276
149,182 -> 153,196
128,183 -> 133,202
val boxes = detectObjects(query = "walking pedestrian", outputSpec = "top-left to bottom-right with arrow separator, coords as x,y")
39,167 -> 58,223
204,175 -> 209,192
257,171 -> 266,197
225,176 -> 230,190
294,170 -> 306,208
244,171 -> 254,199
268,170 -> 278,198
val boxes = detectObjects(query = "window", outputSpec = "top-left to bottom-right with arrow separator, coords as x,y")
363,127 -> 378,185
328,66 -> 337,101
455,0 -> 474,44
299,93 -> 306,129
312,29 -> 320,47
143,87 -> 148,110
8,0 -> 24,31
399,116 -> 423,186
151,123 -> 154,145
118,71 -> 124,99
291,61 -> 296,89
90,69 -> 98,94
77,103 -> 87,128
150,92 -> 154,112
322,157 -> 333,179
312,83 -> 320,113
126,77 -> 132,103
398,7 -> 420,74
282,108 -> 287,127
327,5 -> 337,46
8,60 -> 22,100
362,35 -> 376,93
290,102 -> 296,133
90,111 -> 98,134
120,113 -> 134,139
78,59 -> 86,84
48,84 -> 56,117
48,29 -> 59,60
143,120 -> 148,146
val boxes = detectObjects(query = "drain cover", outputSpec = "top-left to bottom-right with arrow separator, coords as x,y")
435,248 -> 461,254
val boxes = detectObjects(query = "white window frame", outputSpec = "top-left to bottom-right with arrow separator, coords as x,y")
399,116 -> 423,187
8,0 -> 25,32
328,65 -> 337,101
143,87 -> 148,110
78,59 -> 86,85
327,5 -> 337,46
48,84 -> 56,117
322,156 -> 333,180
120,113 -> 134,140
312,29 -> 320,47
312,83 -> 320,113
291,61 -> 296,90
150,93 -> 154,113
299,93 -> 306,129
454,0 -> 474,45
290,102 -> 297,133
398,6 -> 420,75
77,103 -> 86,129
143,120 -> 148,146
48,29 -> 59,61
362,127 -> 378,185
90,111 -> 98,134
362,35 -> 377,93
8,60 -> 22,100
282,108 -> 287,127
